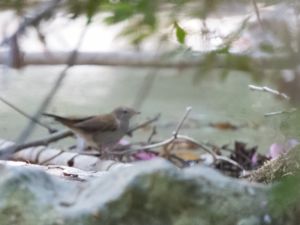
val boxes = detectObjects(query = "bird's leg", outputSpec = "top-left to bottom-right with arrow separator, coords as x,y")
100,146 -> 110,159
75,135 -> 87,153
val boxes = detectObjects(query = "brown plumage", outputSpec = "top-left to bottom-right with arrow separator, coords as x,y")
43,106 -> 139,151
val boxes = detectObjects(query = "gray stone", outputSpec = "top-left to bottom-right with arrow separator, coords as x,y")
0,159 -> 271,225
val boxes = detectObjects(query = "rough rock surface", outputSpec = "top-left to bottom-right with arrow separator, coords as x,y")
0,159 -> 270,225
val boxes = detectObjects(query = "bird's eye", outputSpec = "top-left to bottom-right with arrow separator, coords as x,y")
123,110 -> 128,114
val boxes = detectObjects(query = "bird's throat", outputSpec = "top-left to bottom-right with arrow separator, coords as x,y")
117,118 -> 129,133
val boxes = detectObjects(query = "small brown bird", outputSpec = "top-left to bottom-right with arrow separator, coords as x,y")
43,106 -> 140,152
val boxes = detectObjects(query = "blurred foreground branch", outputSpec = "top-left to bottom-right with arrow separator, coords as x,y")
0,0 -> 63,46
0,51 -> 297,70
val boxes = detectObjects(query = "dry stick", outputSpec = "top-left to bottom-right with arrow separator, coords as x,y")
173,106 -> 192,137
176,135 -> 217,160
147,126 -> 157,143
0,26 -> 88,159
127,113 -> 161,135
248,84 -> 296,117
248,84 -> 290,100
164,107 -> 193,154
39,150 -> 65,165
264,108 -> 297,117
177,138 -> 244,169
41,148 -> 101,166
6,130 -> 72,153
177,135 -> 244,169
0,96 -> 56,133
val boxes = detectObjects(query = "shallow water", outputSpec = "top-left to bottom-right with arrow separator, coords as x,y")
0,65 -> 288,152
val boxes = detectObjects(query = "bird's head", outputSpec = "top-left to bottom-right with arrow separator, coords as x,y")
113,106 -> 140,121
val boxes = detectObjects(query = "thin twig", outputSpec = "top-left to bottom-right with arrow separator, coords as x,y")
215,155 -> 245,170
264,108 -> 297,117
172,106 -> 192,138
2,130 -> 72,153
176,135 -> 217,161
40,149 -> 102,166
137,137 -> 176,151
127,113 -> 161,135
0,96 -> 56,133
248,84 -> 290,100
39,150 -> 65,165
147,126 -> 157,143
108,137 -> 175,155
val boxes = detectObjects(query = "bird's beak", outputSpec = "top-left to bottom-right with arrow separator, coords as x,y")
134,111 -> 141,115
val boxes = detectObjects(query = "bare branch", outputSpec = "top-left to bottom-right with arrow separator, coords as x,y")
264,108 -> 297,117
248,84 -> 290,100
0,96 -> 56,133
173,106 -> 192,138
147,126 -> 157,143
133,137 -> 176,152
127,113 -> 161,135
0,51 -> 297,70
215,155 -> 245,170
3,129 -> 72,153
176,135 -> 216,160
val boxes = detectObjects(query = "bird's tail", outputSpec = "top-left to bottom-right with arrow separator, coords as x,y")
43,113 -> 64,120
43,113 -> 93,128
42,113 -> 75,127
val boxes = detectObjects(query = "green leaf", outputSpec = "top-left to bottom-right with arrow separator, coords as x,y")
86,0 -> 101,23
103,3 -> 135,24
174,22 -> 186,44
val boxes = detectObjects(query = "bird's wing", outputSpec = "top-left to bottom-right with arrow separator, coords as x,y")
74,114 -> 118,132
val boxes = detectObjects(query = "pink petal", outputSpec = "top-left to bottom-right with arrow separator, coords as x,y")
133,151 -> 158,161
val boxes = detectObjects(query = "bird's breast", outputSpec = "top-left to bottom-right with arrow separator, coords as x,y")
93,130 -> 125,147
